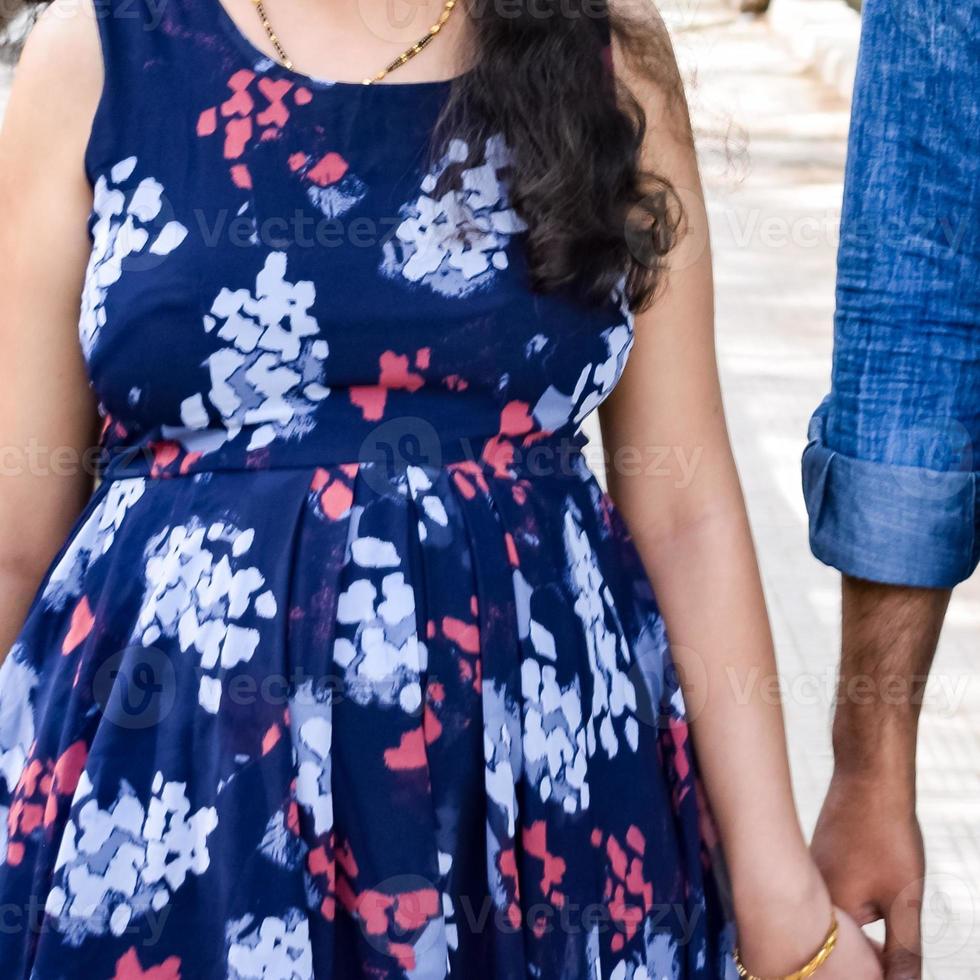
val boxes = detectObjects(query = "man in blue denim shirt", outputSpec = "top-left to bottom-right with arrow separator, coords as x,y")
801,1 -> 978,976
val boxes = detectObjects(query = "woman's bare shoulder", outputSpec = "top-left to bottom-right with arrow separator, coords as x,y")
2,0 -> 103,159
19,0 -> 102,66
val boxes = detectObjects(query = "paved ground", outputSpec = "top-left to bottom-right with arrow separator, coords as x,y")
2,5 -> 978,973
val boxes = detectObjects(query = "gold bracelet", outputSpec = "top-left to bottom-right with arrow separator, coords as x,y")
734,913 -> 839,980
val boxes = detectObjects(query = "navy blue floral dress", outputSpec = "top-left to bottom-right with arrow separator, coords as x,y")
0,1 -> 736,976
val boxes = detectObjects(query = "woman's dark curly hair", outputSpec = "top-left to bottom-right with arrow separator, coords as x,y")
2,0 -> 686,312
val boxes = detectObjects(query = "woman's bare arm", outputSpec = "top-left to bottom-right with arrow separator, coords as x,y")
0,0 -> 102,663
600,17 -> 879,977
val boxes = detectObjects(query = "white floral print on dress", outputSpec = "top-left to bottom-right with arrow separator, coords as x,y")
481,679 -> 522,840
333,565 -> 427,713
513,566 -> 591,813
645,928 -> 683,980
564,504 -> 640,759
0,647 -> 39,855
46,771 -> 218,944
227,909 -> 314,980
406,466 -> 451,544
289,680 -> 333,837
481,677 -> 524,913
332,520 -> 427,713
42,479 -> 147,611
532,320 -> 635,434
381,135 -> 527,298
135,520 -> 278,713
177,252 -> 330,454
80,157 -> 188,358
520,653 -> 590,814
608,921 -> 690,980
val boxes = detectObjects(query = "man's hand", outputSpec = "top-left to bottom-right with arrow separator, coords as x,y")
812,770 -> 924,979
813,577 -> 951,980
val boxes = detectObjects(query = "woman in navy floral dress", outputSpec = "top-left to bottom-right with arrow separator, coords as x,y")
0,0 -> 882,978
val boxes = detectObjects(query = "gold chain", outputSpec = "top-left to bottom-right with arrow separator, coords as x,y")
250,0 -> 459,85
734,915 -> 839,980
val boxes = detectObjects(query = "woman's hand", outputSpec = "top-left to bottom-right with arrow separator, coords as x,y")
739,910 -> 883,979
734,862 -> 882,979
828,908 -> 885,979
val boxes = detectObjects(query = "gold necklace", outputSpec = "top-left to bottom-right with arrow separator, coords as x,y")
251,0 -> 459,85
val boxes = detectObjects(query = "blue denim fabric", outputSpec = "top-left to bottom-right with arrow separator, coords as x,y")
802,0 -> 980,589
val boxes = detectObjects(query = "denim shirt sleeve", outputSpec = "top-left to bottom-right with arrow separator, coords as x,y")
802,0 -> 980,589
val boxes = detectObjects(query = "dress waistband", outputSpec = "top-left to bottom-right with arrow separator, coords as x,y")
97,426 -> 592,483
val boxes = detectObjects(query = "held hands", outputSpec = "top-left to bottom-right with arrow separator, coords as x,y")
736,907 -> 882,980
811,770 -> 925,980
732,760 -> 929,980
821,909 -> 885,980
734,864 -> 883,980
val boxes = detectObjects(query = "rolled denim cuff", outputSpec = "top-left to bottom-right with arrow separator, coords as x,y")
802,411 -> 979,589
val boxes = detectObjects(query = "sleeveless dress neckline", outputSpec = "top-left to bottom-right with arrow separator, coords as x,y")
0,0 -> 736,977
211,0 -> 471,91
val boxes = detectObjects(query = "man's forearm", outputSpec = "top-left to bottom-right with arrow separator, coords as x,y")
832,576 -> 951,792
